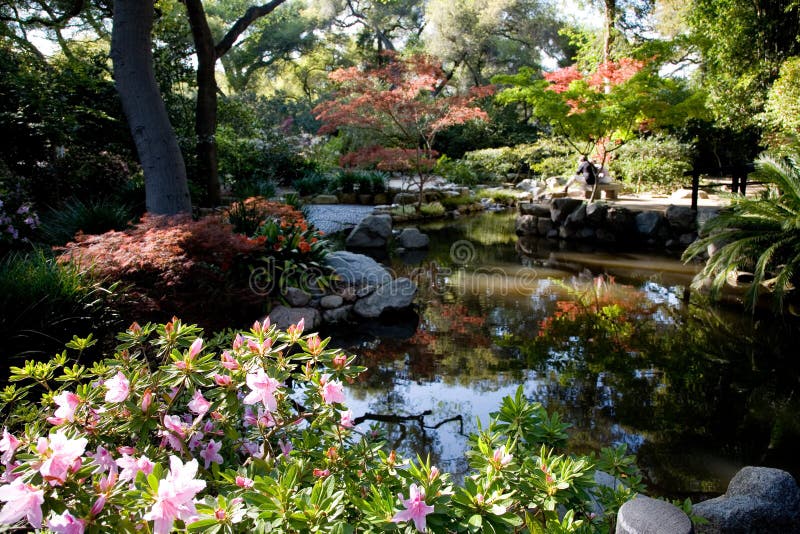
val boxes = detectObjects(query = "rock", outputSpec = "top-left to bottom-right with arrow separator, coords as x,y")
586,202 -> 608,225
546,229 -> 559,239
515,215 -> 538,236
325,251 -> 392,287
679,233 -> 696,246
576,227 -> 596,240
537,217 -> 555,235
564,204 -> 587,229
616,495 -> 693,534
346,214 -> 393,248
666,205 -> 697,233
312,194 -> 339,204
353,278 -> 417,318
283,287 -> 311,307
636,211 -> 664,237
322,305 -> 352,324
338,287 -> 357,302
393,192 -> 417,205
519,202 -> 551,218
268,306 -> 321,330
320,295 -> 344,309
516,178 -> 543,192
596,228 -> 617,243
550,198 -> 584,223
397,227 -> 430,249
559,226 -> 576,239
356,286 -> 375,298
693,466 -> 800,534
696,208 -> 720,230
606,206 -> 635,231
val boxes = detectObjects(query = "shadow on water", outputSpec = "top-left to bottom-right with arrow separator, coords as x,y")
334,210 -> 800,500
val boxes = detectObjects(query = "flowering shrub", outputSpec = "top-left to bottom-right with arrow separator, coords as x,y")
0,196 -> 39,248
226,197 -> 331,296
0,319 -> 643,533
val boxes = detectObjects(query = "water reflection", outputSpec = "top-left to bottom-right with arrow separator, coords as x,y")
337,211 -> 800,499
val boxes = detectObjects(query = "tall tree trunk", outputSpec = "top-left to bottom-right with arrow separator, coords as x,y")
185,0 -> 221,207
111,0 -> 191,214
603,0 -> 616,63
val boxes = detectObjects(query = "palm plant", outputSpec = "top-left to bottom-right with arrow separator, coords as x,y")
683,154 -> 800,311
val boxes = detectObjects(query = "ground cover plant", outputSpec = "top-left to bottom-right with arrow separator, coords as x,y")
0,318 -> 643,533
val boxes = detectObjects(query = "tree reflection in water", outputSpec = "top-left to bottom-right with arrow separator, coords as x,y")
338,211 -> 800,499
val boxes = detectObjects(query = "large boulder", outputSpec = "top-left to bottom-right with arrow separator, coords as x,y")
636,211 -> 665,237
666,205 -> 697,233
564,204 -> 587,229
519,202 -> 551,218
397,227 -> 430,249
268,306 -> 321,330
283,287 -> 311,307
393,192 -> 417,205
515,215 -> 538,236
586,202 -> 608,225
616,495 -> 693,534
346,214 -> 393,248
353,278 -> 417,318
605,206 -> 635,232
693,467 -> 800,534
325,251 -> 392,287
537,216 -> 555,235
550,198 -> 584,224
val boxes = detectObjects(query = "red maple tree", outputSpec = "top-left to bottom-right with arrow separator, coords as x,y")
313,53 -> 493,208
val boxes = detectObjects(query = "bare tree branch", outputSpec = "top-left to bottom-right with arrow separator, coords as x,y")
214,0 -> 287,59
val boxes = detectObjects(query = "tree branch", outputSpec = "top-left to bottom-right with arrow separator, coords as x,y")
215,0 -> 288,59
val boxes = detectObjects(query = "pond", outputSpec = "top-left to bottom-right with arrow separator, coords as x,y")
327,210 -> 800,500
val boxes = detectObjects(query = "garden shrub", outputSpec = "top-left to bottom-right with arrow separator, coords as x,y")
612,135 -> 694,193
57,214 -> 267,329
434,155 -> 481,186
38,198 -> 133,246
0,189 -> 39,251
0,319 -> 642,533
293,172 -> 335,197
463,147 -> 521,182
516,138 -> 576,179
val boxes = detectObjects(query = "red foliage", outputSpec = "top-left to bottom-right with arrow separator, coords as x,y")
58,214 -> 267,327
313,53 -> 493,170
544,59 -> 644,94
542,65 -> 582,93
339,146 -> 439,172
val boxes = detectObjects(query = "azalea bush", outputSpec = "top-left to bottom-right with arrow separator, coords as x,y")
0,319 -> 643,533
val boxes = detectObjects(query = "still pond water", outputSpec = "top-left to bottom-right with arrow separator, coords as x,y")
327,210 -> 800,499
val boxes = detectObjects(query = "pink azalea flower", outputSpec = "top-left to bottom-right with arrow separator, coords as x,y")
104,371 -> 130,403
144,456 -> 206,534
492,445 -> 513,467
187,338 -> 203,360
141,389 -> 153,412
90,494 -> 106,516
48,391 -> 80,424
241,440 -> 264,459
0,429 -> 19,465
47,510 -> 85,534
160,415 -> 188,452
235,475 -> 254,488
278,439 -> 292,458
38,430 -> 88,486
0,479 -> 45,528
118,454 -> 154,483
286,318 -> 304,340
340,409 -> 354,428
220,350 -> 239,370
243,368 -> 280,410
232,335 -> 244,351
199,440 -> 223,469
320,375 -> 346,405
187,390 -> 211,415
391,484 -> 435,532
87,446 -> 116,473
214,374 -> 232,386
